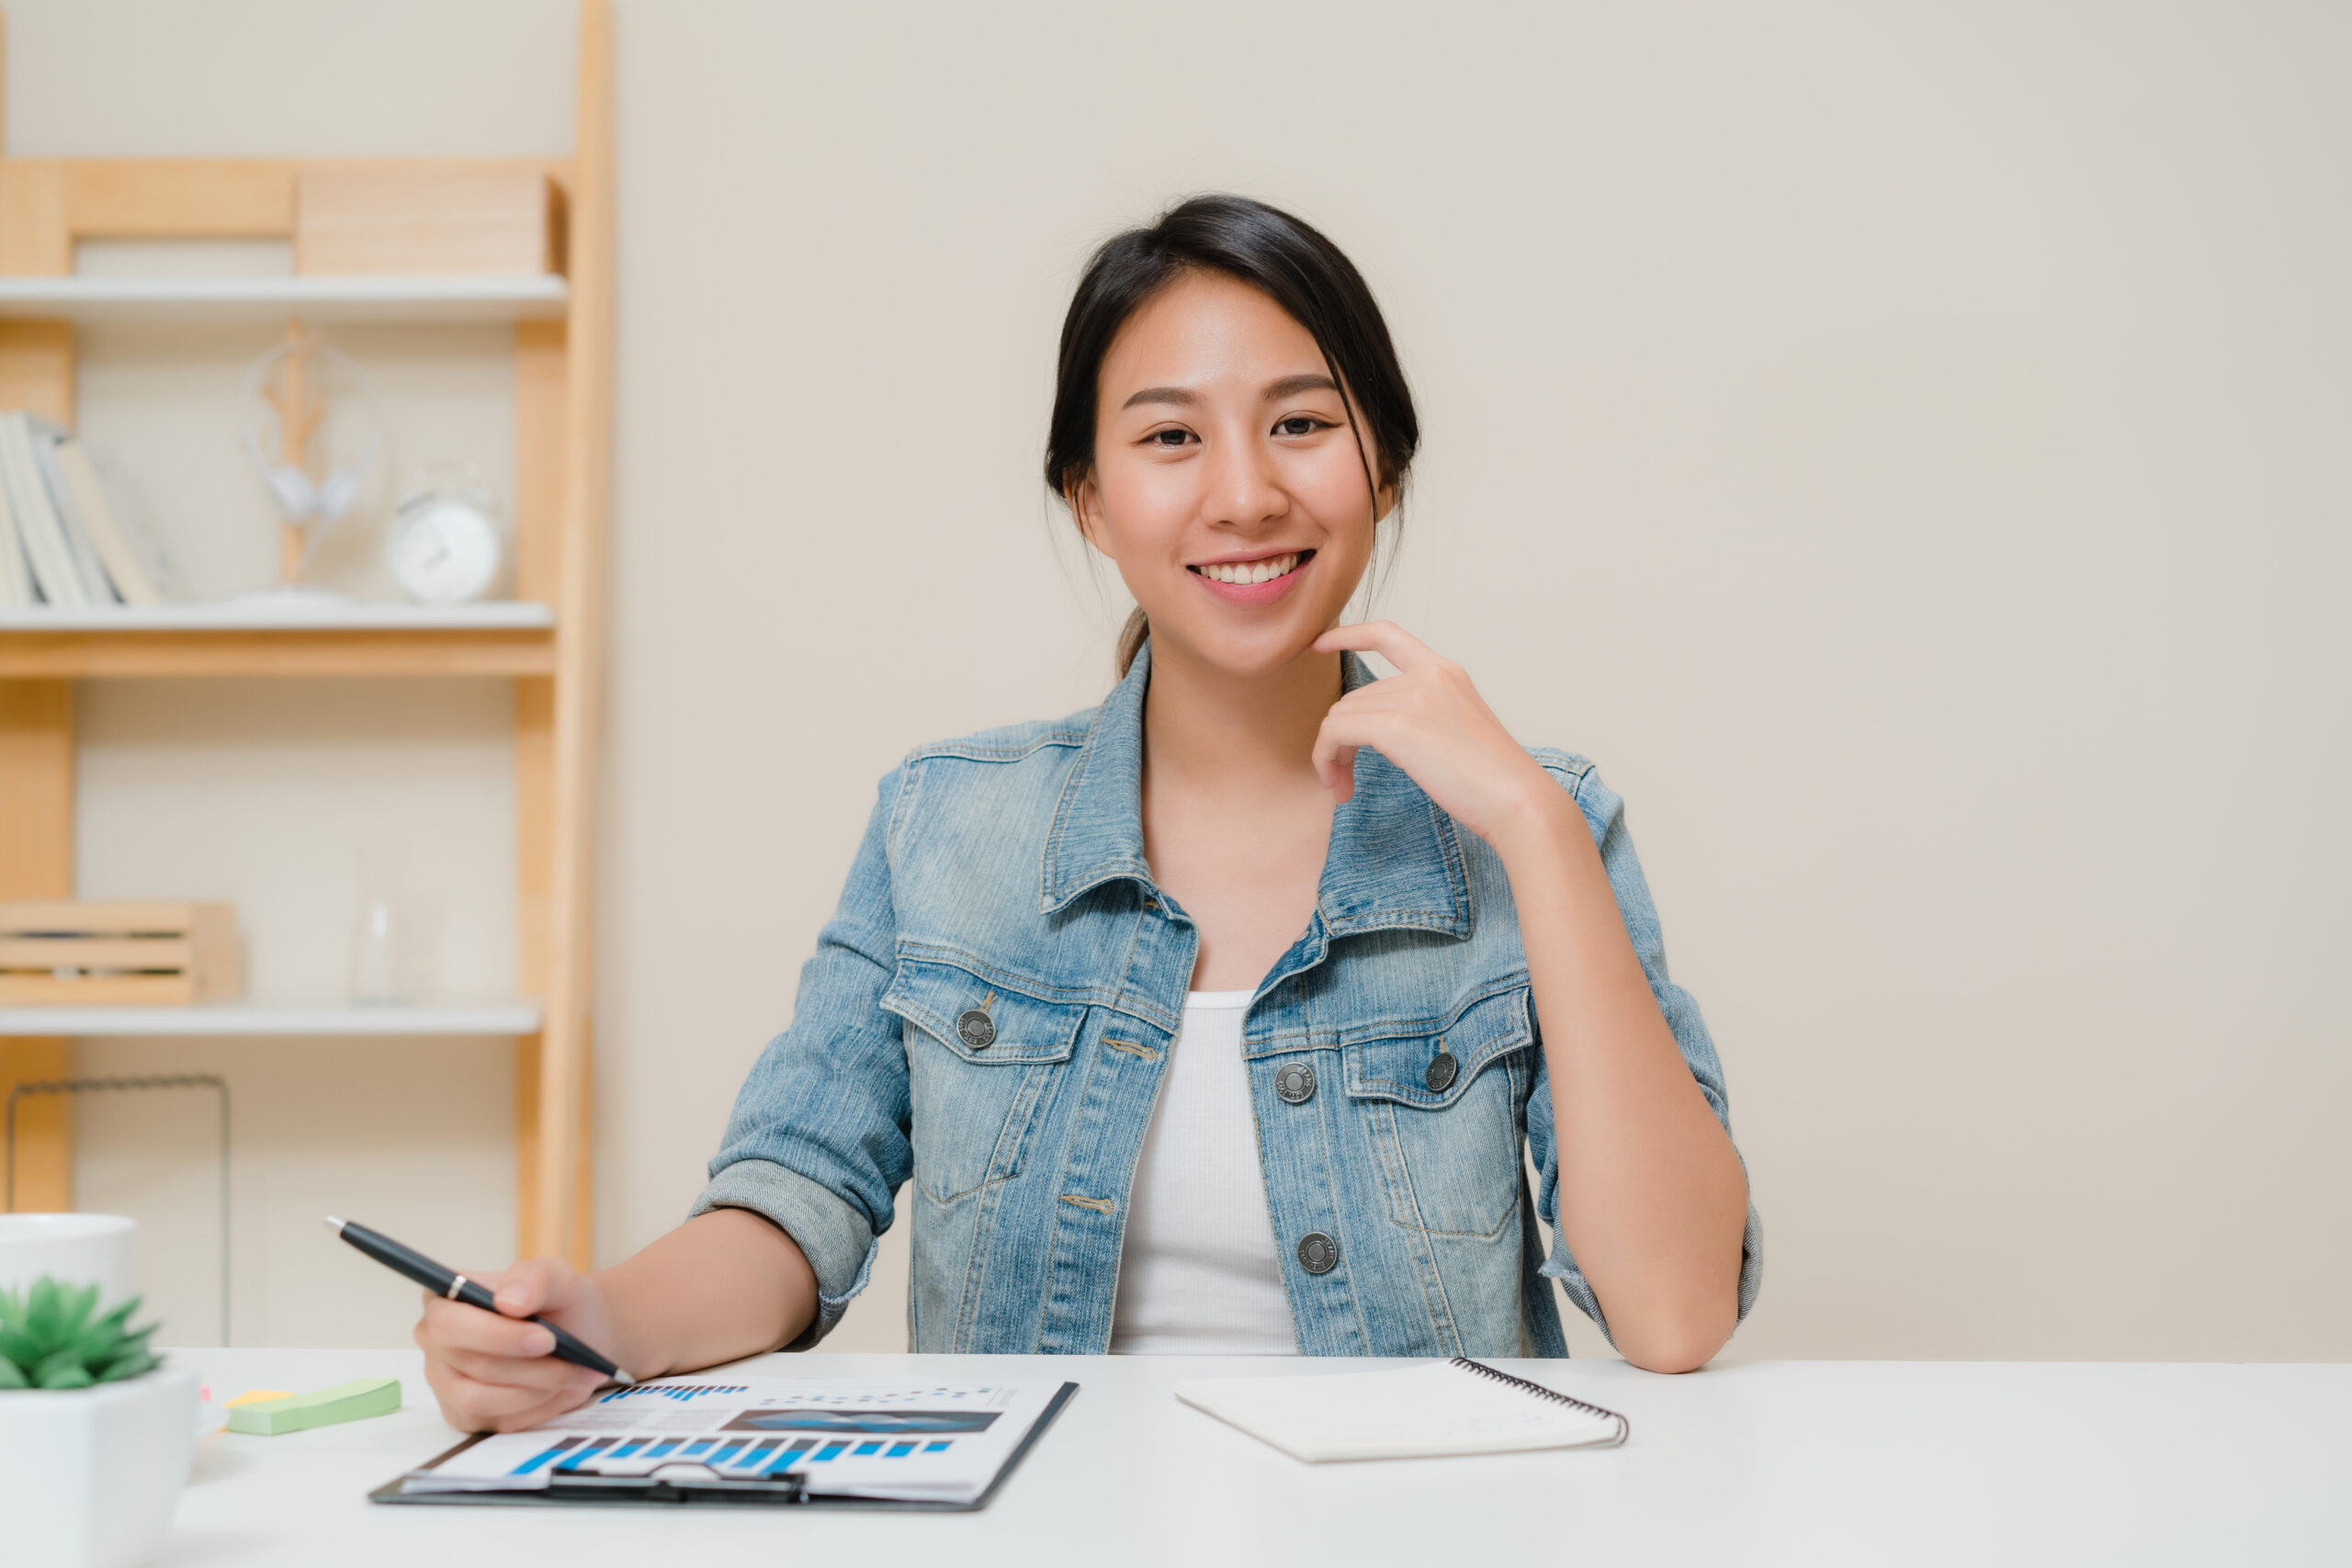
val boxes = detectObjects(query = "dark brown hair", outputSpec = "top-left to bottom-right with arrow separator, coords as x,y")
1045,195 -> 1419,673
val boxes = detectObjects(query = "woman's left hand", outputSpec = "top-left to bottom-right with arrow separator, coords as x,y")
1310,621 -> 1566,848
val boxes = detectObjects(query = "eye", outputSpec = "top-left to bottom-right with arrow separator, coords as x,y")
1144,427 -> 1195,448
1274,415 -> 1330,437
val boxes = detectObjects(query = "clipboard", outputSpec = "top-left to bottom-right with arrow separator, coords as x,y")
370,1381 -> 1079,1512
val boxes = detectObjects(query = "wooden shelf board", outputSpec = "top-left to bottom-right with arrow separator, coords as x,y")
0,275 -> 569,324
0,1002 -> 544,1037
0,603 -> 558,676
0,602 -> 556,632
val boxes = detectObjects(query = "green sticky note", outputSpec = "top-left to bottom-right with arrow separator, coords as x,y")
226,1376 -> 401,1435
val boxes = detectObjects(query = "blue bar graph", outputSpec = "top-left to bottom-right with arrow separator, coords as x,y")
886,1441 -> 916,1457
807,1442 -> 846,1462
597,1382 -> 751,1404
924,1440 -> 950,1453
511,1438 -> 583,1475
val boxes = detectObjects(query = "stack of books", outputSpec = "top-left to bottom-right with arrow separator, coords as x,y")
0,412 -> 160,609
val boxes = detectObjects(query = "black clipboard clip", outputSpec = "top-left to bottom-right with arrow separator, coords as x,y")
543,1453 -> 808,1505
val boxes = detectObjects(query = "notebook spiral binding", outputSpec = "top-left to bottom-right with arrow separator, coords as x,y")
1449,1358 -> 1631,1447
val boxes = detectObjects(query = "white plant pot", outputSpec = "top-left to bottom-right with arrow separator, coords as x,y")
0,1214 -> 138,1307
0,1366 -> 199,1568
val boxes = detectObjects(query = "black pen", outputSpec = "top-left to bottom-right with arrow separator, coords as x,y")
325,1215 -> 634,1384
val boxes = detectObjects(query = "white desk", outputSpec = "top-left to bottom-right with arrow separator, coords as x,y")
160,1348 -> 2347,1566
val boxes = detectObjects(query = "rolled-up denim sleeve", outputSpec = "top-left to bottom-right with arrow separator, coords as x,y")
1521,756 -> 1763,1347
692,764 -> 914,1349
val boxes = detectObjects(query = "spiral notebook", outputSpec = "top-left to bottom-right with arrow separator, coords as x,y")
1173,1358 -> 1628,1462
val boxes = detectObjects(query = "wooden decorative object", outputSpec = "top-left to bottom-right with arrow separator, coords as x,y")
261,319 -> 324,584
0,900 -> 243,1005
294,168 -> 565,276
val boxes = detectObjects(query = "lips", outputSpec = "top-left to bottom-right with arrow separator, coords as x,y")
1188,548 -> 1314,607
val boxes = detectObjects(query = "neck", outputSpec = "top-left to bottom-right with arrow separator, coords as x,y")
1141,635 -> 1342,795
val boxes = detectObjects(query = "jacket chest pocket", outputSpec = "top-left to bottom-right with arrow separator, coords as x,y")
883,957 -> 1085,1204
1342,987 -> 1534,1240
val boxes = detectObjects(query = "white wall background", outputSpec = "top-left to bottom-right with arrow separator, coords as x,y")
18,0 -> 2347,1360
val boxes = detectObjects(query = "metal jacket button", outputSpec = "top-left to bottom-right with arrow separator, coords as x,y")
1273,1062 -> 1316,1104
956,1009 -> 996,1050
1424,1052 -> 1459,1093
1296,1232 -> 1340,1275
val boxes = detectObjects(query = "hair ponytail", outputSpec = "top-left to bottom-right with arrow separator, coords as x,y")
1114,607 -> 1150,676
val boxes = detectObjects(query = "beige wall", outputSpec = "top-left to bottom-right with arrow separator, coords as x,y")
23,1 -> 2347,1360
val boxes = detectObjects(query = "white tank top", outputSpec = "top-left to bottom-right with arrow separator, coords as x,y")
1109,990 -> 1297,1355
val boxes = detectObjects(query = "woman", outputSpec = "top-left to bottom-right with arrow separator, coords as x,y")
420,196 -> 1760,1432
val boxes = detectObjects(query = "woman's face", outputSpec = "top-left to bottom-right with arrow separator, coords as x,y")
1076,271 -> 1389,679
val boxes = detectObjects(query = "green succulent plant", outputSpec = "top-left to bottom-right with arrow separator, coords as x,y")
0,1276 -> 163,1391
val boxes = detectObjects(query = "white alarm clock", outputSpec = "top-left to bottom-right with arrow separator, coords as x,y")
388,468 -> 503,604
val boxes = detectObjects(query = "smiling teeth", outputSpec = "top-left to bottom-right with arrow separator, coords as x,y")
1200,552 -> 1301,585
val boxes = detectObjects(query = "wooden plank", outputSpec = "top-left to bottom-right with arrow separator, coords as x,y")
0,900 -> 222,934
297,167 -> 561,276
0,627 -> 557,679
0,937 -> 197,967
63,160 -> 295,238
512,1030 -> 545,1256
513,321 -> 567,602
514,674 -> 553,1258
0,320 -> 74,427
0,158 -> 571,250
0,162 -> 70,275
0,681 -> 74,1210
513,314 -> 563,1248
0,1036 -> 70,1211
0,683 -> 72,902
0,975 -> 200,1006
533,0 -> 616,1272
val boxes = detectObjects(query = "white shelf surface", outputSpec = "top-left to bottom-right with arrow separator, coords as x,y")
0,601 -> 555,632
0,274 -> 569,323
0,1002 -> 544,1037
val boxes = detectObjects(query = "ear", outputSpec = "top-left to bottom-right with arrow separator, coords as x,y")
1069,474 -> 1115,558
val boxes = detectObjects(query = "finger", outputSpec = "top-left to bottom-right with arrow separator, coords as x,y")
431,1341 -> 584,1393
1313,700 -> 1426,802
425,1359 -> 598,1433
1312,619 -> 1444,672
421,1292 -> 558,1359
480,1376 -> 605,1434
481,1258 -> 583,1320
1315,741 -> 1358,803
1311,712 -> 1374,802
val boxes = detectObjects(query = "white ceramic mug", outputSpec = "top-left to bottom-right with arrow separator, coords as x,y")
0,1213 -> 139,1309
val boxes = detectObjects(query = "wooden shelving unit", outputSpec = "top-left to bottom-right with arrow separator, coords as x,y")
0,2 -> 614,1267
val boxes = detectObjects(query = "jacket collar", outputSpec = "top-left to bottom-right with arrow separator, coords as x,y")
1039,639 -> 1473,941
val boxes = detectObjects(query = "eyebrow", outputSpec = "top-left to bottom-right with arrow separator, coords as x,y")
1262,373 -> 1337,400
1121,386 -> 1197,410
1119,372 -> 1339,412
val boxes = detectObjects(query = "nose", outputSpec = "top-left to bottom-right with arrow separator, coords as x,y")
1199,423 -> 1289,535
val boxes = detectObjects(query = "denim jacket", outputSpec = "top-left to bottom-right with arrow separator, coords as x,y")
696,643 -> 1762,1355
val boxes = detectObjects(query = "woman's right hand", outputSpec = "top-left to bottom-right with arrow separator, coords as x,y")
413,1258 -> 627,1433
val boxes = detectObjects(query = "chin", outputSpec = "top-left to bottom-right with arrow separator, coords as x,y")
1154,615 -> 1329,679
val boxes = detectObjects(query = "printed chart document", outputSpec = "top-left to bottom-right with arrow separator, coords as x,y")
389,1375 -> 1076,1507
